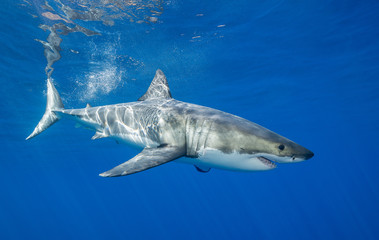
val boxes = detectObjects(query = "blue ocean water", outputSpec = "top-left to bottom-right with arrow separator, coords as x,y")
1,0 -> 379,239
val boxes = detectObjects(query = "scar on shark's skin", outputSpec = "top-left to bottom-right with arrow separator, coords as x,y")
26,70 -> 314,177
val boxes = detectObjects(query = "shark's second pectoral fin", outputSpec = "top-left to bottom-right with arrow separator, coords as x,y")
194,165 -> 211,173
99,145 -> 185,177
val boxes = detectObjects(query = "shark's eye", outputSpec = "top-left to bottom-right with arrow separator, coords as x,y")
278,144 -> 285,151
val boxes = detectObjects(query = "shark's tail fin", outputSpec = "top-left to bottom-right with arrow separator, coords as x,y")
26,78 -> 64,140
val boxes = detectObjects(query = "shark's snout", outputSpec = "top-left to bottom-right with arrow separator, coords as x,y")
304,151 -> 314,160
291,148 -> 314,162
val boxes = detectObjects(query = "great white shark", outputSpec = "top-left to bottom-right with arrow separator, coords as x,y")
26,70 -> 314,177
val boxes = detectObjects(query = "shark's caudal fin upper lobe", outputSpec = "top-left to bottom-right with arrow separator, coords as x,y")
26,78 -> 64,140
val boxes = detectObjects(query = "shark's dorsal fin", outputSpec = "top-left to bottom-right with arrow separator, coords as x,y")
86,103 -> 91,108
138,69 -> 172,101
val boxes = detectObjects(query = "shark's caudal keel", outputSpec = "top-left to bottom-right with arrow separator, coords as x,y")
27,70 -> 314,177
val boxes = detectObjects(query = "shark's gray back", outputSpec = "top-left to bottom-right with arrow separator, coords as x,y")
61,97 -> 300,158
60,101 -> 162,147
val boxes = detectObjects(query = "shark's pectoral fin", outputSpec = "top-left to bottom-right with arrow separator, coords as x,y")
194,165 -> 211,173
99,145 -> 185,177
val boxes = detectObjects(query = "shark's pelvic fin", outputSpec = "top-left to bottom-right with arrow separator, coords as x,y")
99,145 -> 185,177
138,69 -> 172,101
26,78 -> 64,140
91,129 -> 110,140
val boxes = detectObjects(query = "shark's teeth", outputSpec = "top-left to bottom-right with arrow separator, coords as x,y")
257,156 -> 277,168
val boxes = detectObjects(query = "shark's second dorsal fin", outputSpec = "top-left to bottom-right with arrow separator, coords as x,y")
86,103 -> 92,108
138,69 -> 172,101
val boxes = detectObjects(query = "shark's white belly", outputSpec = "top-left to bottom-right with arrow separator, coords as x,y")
176,147 -> 275,171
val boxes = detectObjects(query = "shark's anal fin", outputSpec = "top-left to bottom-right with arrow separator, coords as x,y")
194,165 -> 211,173
99,145 -> 185,177
138,69 -> 172,101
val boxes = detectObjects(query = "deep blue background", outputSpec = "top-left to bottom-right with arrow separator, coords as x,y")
0,0 -> 378,239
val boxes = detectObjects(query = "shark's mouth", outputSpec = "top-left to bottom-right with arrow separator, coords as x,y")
257,156 -> 277,168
